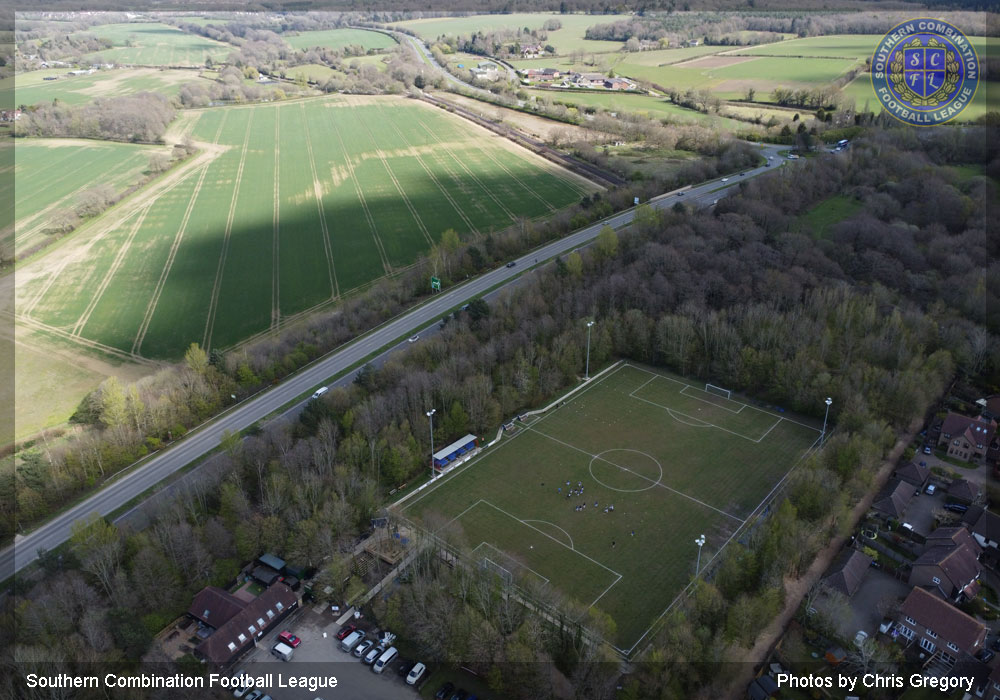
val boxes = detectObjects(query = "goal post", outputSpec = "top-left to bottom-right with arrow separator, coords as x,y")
480,557 -> 514,585
704,384 -> 732,400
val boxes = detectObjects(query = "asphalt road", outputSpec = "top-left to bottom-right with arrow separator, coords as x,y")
4,145 -> 789,577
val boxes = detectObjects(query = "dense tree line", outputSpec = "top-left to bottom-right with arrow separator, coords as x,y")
13,92 -> 175,142
7,123 -> 998,697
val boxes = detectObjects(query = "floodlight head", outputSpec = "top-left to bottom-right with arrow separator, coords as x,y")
586,320 -> 595,327
825,397 -> 833,406
426,409 -> 436,417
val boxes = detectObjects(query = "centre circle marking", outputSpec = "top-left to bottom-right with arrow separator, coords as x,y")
588,449 -> 663,493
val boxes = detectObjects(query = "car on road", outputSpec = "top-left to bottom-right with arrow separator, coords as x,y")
720,177 -> 729,182
407,335 -> 419,343
506,261 -> 516,268
353,640 -> 374,658
335,624 -> 357,640
712,199 -> 719,206
435,682 -> 455,699
677,191 -> 684,196
277,631 -> 301,648
740,172 -> 746,176
406,662 -> 426,685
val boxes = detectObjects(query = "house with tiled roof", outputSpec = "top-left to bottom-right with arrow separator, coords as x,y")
822,548 -> 872,597
893,461 -> 931,490
195,582 -> 298,666
188,587 -> 248,630
963,506 -> 1000,553
872,479 -> 913,520
910,527 -> 982,601
937,412 -> 997,463
949,479 -> 984,505
895,586 -> 986,661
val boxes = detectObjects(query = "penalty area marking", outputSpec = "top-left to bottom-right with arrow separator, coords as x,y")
471,541 -> 551,585
522,519 -> 575,549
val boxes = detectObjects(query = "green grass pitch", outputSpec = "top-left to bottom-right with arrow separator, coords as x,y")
399,363 -> 821,652
19,96 -> 594,359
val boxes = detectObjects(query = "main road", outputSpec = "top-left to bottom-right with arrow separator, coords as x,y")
3,145 -> 788,576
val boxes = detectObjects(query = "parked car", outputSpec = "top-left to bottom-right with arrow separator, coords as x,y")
879,618 -> 893,634
335,624 -> 357,640
978,649 -> 995,663
854,630 -> 869,647
363,644 -> 383,664
277,631 -> 301,648
923,446 -> 932,454
397,661 -> 413,678
945,504 -> 969,513
233,684 -> 254,698
406,662 -> 426,685
449,691 -> 468,700
435,682 -> 455,699
926,484 -> 937,495
244,692 -> 263,700
353,640 -> 374,658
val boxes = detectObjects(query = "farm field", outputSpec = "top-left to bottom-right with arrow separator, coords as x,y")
732,33 -> 997,60
400,362 -> 821,652
283,28 -> 397,52
10,139 -> 170,261
391,13 -> 628,54
81,22 -> 233,66
527,89 -> 748,131
840,75 -> 999,121
10,67 -> 204,107
14,96 -> 594,360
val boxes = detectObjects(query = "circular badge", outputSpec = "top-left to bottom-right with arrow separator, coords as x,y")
871,18 -> 979,126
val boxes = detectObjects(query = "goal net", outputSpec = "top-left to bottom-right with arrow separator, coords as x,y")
705,384 -> 732,400
480,557 -> 514,585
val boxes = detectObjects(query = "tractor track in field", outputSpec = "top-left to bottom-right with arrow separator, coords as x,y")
15,313 -> 162,367
301,103 -> 340,300
413,116 -> 519,223
71,204 -> 152,337
271,107 -> 281,330
374,103 -> 480,236
203,109 -> 252,351
131,161 -> 211,356
17,143 -> 226,321
465,139 -> 556,214
358,119 -> 436,251
328,116 -> 391,275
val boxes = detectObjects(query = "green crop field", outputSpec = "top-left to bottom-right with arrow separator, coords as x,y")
392,13 -> 627,54
400,362 -> 821,652
841,75 -> 998,121
10,139 -> 168,260
10,67 -> 203,107
527,90 -> 748,131
734,33 -> 997,60
15,96 -> 594,360
283,28 -> 397,52
81,22 -> 233,66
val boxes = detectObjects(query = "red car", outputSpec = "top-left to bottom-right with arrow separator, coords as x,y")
277,631 -> 301,648
335,624 -> 357,641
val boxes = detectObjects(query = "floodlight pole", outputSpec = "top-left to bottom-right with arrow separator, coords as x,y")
426,409 -> 436,480
585,320 -> 595,380
822,397 -> 833,438
695,535 -> 706,577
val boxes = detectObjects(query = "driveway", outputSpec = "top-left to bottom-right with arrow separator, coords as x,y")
840,568 -> 911,640
240,607 -> 416,700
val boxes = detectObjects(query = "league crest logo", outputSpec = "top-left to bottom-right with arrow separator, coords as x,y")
871,19 -> 979,126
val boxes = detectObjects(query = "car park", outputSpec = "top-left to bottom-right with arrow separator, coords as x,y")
406,662 -> 426,685
335,623 -> 357,640
340,629 -> 366,652
353,639 -> 374,658
435,682 -> 455,699
277,631 -> 301,648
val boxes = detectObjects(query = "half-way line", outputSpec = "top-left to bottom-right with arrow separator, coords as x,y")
523,424 -> 745,523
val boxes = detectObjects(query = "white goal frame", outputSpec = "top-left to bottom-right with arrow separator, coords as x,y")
480,557 -> 514,585
704,383 -> 732,400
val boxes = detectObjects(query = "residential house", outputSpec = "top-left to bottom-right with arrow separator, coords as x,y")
0,109 -> 22,123
188,587 -> 248,631
603,77 -> 634,90
893,460 -> 931,490
195,582 -> 298,666
747,674 -> 779,699
985,659 -> 1000,700
541,67 -> 561,78
571,72 -> 606,88
949,479 -> 984,505
937,412 -> 997,463
821,548 -> 872,597
962,506 -> 1000,556
909,527 -> 982,601
872,478 -> 913,520
896,586 -> 986,662
521,43 -> 544,58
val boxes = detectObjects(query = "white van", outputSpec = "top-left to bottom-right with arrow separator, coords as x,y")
271,642 -> 294,661
340,630 -> 365,653
373,647 -> 398,674
311,386 -> 329,400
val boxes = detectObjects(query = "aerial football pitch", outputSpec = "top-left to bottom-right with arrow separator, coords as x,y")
15,95 -> 593,359
399,363 -> 822,653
